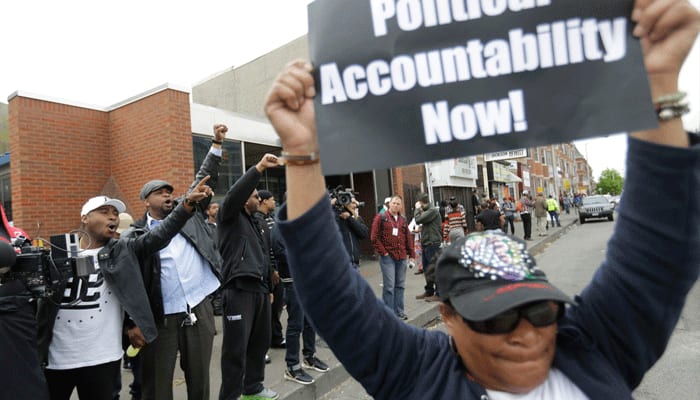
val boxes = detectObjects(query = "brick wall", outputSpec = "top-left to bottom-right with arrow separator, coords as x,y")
110,89 -> 194,219
9,97 -> 110,236
9,88 -> 192,237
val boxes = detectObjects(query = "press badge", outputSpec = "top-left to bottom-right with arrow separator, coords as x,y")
392,228 -> 399,236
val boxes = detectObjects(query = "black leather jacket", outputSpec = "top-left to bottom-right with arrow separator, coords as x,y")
36,202 -> 195,366
217,166 -> 272,290
129,150 -> 223,323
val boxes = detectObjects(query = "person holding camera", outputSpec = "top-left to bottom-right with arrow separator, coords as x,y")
39,178 -> 212,400
334,195 -> 369,269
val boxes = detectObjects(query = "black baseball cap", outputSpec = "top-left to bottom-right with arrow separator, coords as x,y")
436,231 -> 573,321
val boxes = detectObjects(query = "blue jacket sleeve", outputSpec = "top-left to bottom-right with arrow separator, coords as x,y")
567,136 -> 700,388
277,199 -> 436,399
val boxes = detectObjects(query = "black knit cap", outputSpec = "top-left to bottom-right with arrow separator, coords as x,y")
436,231 -> 573,321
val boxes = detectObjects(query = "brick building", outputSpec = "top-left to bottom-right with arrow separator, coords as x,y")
7,85 -> 280,238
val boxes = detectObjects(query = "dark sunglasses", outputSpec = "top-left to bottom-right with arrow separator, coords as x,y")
464,301 -> 563,335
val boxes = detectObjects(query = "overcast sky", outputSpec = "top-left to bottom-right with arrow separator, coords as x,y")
1,0 -> 698,180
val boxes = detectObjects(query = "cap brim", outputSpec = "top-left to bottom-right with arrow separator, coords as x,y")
450,280 -> 574,321
104,199 -> 126,214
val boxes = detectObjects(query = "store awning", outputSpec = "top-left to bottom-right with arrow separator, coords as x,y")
501,171 -> 522,183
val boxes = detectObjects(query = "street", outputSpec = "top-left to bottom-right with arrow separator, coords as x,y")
322,218 -> 700,399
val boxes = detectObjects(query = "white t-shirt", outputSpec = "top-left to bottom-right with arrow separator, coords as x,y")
486,368 -> 589,400
47,247 -> 123,370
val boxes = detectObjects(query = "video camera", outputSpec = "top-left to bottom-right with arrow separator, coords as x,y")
329,185 -> 365,213
0,234 -> 95,299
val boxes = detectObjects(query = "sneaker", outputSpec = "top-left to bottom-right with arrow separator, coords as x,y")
241,388 -> 279,400
265,353 -> 271,364
424,295 -> 441,302
284,367 -> 315,385
413,269 -> 424,275
415,292 -> 431,300
302,355 -> 329,372
397,312 -> 408,320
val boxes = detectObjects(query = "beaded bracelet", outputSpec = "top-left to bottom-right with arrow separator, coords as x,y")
654,91 -> 689,121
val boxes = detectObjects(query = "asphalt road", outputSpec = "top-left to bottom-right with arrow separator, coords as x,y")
322,218 -> 700,399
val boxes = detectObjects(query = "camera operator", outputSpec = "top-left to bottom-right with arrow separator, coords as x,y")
37,181 -> 211,400
333,194 -> 368,269
1,249 -> 50,399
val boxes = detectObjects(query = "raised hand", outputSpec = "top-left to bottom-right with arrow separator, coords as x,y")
213,124 -> 228,143
264,60 -> 318,155
632,0 -> 700,84
184,175 -> 214,210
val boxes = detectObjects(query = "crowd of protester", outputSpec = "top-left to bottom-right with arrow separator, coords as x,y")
1,1 -> 698,399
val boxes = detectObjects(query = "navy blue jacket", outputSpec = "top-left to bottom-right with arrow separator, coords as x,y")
277,137 -> 699,399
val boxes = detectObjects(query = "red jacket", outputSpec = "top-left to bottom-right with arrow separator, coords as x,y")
370,211 -> 415,260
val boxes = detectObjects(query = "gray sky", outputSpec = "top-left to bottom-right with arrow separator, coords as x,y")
1,0 -> 698,180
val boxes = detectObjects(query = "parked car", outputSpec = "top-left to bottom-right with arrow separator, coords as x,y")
579,195 -> 615,224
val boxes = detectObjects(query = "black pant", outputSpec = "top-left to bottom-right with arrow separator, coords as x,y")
422,244 -> 441,295
0,288 -> 49,400
141,300 -> 215,400
219,288 -> 271,400
45,360 -> 120,400
521,213 -> 532,239
270,281 -> 285,346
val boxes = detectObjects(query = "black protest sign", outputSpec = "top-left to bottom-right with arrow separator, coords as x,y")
308,0 -> 656,176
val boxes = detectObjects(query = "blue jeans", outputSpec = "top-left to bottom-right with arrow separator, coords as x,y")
284,283 -> 316,369
549,210 -> 561,226
379,256 -> 407,315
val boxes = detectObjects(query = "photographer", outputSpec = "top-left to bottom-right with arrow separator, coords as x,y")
333,193 -> 368,269
38,180 -> 211,400
1,241 -> 50,399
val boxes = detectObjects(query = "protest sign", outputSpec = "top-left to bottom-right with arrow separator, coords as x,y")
308,0 -> 656,175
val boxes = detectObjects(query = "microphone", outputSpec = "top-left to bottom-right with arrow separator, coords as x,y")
0,240 -> 17,269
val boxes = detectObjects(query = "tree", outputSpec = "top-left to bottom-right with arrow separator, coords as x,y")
596,168 -> 624,195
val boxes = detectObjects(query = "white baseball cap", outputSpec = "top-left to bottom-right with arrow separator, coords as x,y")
81,196 -> 126,217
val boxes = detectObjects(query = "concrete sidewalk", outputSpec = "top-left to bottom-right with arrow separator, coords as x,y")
115,211 -> 580,400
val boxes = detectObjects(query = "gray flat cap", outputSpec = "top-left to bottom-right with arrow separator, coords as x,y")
140,180 -> 174,200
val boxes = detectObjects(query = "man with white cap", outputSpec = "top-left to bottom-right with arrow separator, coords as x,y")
38,179 -> 211,400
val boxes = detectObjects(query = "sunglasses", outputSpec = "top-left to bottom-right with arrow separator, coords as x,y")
464,301 -> 563,335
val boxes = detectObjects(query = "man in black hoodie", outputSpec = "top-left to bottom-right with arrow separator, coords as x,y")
217,153 -> 280,400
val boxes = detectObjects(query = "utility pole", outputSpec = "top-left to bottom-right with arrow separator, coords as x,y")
550,144 -> 559,197
584,143 -> 592,195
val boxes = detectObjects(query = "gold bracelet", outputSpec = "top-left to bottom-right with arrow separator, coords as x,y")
280,151 -> 320,166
